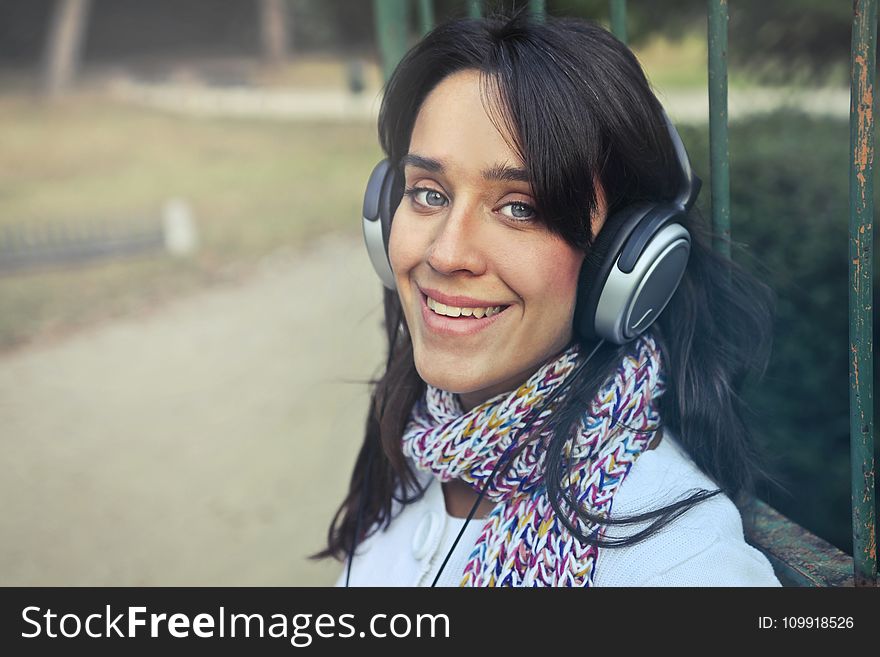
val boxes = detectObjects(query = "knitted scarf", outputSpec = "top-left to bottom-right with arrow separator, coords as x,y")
401,332 -> 666,587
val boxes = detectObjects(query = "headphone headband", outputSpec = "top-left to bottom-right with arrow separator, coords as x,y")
660,109 -> 702,212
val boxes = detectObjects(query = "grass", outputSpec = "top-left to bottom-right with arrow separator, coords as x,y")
634,32 -> 711,91
251,54 -> 384,93
0,93 -> 380,350
633,31 -> 762,94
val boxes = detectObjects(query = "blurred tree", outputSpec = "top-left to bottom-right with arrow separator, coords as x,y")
377,0 -> 857,83
547,0 -> 854,83
83,0 -> 258,59
259,0 -> 291,64
289,0 -> 360,52
42,0 -> 91,97
0,1 -> 52,62
1,0 -> 856,82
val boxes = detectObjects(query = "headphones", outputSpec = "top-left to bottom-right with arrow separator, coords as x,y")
361,110 -> 701,346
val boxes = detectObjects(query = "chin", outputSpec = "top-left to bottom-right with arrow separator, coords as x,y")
413,351 -> 486,395
414,365 -> 475,395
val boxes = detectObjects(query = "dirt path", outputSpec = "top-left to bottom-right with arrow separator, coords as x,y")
0,232 -> 385,585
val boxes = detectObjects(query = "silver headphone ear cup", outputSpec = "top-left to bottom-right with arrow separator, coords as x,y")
362,214 -> 396,289
362,160 -> 398,290
574,202 -> 691,345
594,223 -> 690,344
573,203 -> 653,343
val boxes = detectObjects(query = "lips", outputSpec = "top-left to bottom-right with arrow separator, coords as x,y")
418,290 -> 510,336
417,285 -> 509,310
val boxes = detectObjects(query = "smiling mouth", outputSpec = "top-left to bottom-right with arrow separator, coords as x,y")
423,294 -> 509,319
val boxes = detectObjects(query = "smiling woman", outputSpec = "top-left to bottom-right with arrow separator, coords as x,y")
314,10 -> 782,587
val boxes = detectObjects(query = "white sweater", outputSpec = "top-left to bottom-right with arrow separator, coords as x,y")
335,430 -> 782,587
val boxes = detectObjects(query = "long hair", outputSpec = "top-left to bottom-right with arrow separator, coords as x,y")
313,10 -> 777,562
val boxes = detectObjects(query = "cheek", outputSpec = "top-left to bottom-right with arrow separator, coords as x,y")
388,211 -> 413,274
522,243 -> 584,312
561,250 -> 585,299
549,261 -> 583,323
540,251 -> 583,345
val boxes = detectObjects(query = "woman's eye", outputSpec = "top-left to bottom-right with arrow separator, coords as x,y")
500,201 -> 536,221
405,187 -> 447,208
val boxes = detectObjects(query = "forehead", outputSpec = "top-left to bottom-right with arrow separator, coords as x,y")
408,69 -> 524,174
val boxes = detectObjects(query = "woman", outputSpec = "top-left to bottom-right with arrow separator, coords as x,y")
316,11 -> 782,586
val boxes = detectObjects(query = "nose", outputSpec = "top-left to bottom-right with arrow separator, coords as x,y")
425,200 -> 487,278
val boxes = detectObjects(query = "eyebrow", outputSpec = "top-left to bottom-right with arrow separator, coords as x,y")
402,153 -> 531,184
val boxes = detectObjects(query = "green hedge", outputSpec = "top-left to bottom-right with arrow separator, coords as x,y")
678,111 -> 879,555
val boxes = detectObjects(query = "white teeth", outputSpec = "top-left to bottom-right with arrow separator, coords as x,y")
426,295 -> 504,319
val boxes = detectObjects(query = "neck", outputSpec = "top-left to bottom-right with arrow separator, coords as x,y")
442,478 -> 496,519
455,344 -> 577,411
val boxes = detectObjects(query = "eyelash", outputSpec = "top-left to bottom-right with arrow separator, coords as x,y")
402,186 -> 537,222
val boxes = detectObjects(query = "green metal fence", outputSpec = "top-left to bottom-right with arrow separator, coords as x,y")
372,0 -> 878,588
847,0 -> 876,589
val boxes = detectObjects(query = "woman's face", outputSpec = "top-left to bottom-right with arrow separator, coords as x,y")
389,69 -> 606,410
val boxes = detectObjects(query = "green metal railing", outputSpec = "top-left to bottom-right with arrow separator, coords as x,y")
374,0 -> 409,82
707,0 -> 731,261
372,0 -> 878,588
418,0 -> 434,36
609,0 -> 627,45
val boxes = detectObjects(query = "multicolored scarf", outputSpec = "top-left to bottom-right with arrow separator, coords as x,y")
401,332 -> 666,586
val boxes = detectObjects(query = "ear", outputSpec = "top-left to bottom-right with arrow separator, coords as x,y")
590,180 -> 609,237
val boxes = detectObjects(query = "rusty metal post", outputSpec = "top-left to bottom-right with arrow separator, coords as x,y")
707,0 -> 730,261
848,0 -> 877,588
609,0 -> 627,44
